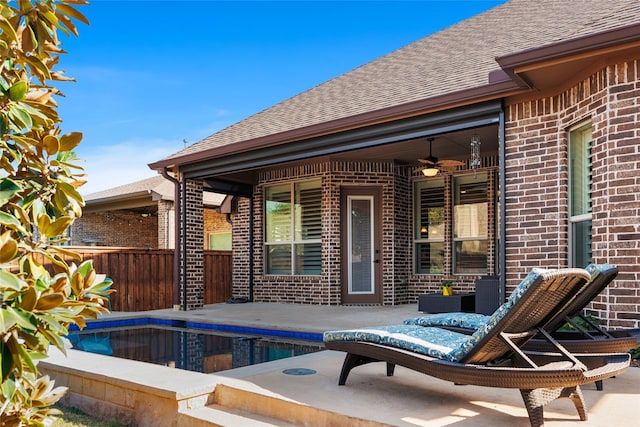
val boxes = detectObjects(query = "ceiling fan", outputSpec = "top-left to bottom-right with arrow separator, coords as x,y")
418,138 -> 465,176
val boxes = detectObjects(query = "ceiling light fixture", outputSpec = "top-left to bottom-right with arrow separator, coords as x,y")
421,166 -> 439,177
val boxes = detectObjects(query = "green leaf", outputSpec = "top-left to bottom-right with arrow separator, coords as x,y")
0,375 -> 16,400
0,178 -> 22,205
0,211 -> 22,228
44,216 -> 73,238
0,307 -> 19,333
1,341 -> 14,382
16,339 -> 37,374
0,16 -> 18,43
7,307 -> 37,332
8,81 -> 28,101
7,104 -> 33,130
0,269 -> 24,291
77,260 -> 93,278
57,181 -> 84,206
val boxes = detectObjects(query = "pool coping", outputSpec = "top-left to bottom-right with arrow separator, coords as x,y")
72,315 -> 324,342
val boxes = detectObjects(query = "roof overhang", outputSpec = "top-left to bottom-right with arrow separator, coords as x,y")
148,80 -> 523,175
179,100 -> 504,180
496,22 -> 640,91
83,192 -> 154,214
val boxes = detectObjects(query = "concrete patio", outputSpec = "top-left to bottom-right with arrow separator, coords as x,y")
43,303 -> 639,426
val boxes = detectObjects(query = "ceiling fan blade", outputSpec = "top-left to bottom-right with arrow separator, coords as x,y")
418,158 -> 436,165
437,159 -> 465,167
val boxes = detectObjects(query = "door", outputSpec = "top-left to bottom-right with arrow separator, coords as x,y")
341,187 -> 382,304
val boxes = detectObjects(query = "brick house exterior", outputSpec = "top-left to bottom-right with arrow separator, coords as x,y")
149,0 -> 640,329
72,176 -> 230,250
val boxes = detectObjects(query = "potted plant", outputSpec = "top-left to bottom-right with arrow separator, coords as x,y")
441,280 -> 454,296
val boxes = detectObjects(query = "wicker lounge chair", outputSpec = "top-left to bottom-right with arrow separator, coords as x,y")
323,268 -> 630,427
405,264 -> 640,355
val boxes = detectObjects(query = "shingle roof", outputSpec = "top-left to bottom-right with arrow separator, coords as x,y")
162,0 -> 640,161
84,176 -> 225,206
84,175 -> 166,202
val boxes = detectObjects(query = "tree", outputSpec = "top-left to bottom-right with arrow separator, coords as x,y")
0,1 -> 111,425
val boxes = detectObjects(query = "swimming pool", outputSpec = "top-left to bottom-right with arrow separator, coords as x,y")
67,318 -> 325,374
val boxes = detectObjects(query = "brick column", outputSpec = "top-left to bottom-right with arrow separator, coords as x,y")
181,178 -> 204,310
157,200 -> 174,249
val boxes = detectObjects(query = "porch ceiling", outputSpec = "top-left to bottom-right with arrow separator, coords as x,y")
206,123 -> 500,187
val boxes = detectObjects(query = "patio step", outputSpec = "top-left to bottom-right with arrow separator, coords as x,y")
179,405 -> 299,426
190,383 -> 386,427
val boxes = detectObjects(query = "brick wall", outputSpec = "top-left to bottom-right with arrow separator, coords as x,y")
233,161 -> 410,305
70,211 -> 158,248
504,59 -> 640,329
182,179 -> 204,310
204,209 -> 232,249
229,160 -> 501,306
72,201 -> 223,251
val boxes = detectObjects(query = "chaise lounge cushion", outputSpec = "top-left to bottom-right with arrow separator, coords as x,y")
323,324 -> 471,362
325,268 -> 551,362
404,312 -> 488,329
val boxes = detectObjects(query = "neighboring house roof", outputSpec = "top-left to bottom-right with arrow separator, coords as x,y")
83,175 -> 225,213
150,0 -> 640,170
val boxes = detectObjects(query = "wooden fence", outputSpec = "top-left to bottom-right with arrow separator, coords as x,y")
52,247 -> 232,312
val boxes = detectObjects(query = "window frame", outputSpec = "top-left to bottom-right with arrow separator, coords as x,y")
452,172 -> 489,275
413,171 -> 492,276
264,179 -> 322,276
413,178 -> 446,274
568,121 -> 593,267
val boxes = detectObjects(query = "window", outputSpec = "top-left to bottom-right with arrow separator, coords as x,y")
453,173 -> 488,274
414,179 -> 445,273
413,172 -> 490,275
569,123 -> 592,267
209,232 -> 232,251
265,180 -> 321,275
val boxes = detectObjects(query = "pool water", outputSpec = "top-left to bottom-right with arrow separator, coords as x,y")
68,324 -> 324,374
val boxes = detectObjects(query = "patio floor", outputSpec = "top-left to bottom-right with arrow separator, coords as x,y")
62,303 -> 640,426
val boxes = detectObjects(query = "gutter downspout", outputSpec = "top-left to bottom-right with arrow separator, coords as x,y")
161,167 -> 182,311
498,104 -> 507,303
249,196 -> 254,302
180,180 -> 188,311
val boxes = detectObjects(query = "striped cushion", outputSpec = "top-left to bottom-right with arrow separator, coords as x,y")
324,324 -> 470,362
404,312 -> 489,329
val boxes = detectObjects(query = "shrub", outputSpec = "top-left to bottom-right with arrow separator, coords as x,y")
0,2 -> 111,425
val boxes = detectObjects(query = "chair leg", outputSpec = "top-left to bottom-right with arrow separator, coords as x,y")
520,386 -> 587,427
520,389 -> 545,427
338,353 -> 379,385
565,386 -> 587,421
386,362 -> 395,377
595,379 -> 603,391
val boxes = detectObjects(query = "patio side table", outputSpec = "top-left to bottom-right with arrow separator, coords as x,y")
418,292 -> 475,313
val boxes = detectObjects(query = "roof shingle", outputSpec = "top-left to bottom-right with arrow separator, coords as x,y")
162,0 -> 640,161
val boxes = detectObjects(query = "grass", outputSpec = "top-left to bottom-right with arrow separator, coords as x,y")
52,406 -> 126,427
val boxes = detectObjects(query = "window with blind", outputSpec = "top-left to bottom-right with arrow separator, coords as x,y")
453,173 -> 488,274
414,179 -> 445,273
265,180 -> 321,275
569,122 -> 592,267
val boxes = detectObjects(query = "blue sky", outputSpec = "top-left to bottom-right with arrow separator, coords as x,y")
56,0 -> 504,194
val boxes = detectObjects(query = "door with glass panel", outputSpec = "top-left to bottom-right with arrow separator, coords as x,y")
341,187 -> 382,304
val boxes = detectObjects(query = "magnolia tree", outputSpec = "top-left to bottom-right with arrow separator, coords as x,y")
0,1 -> 112,425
